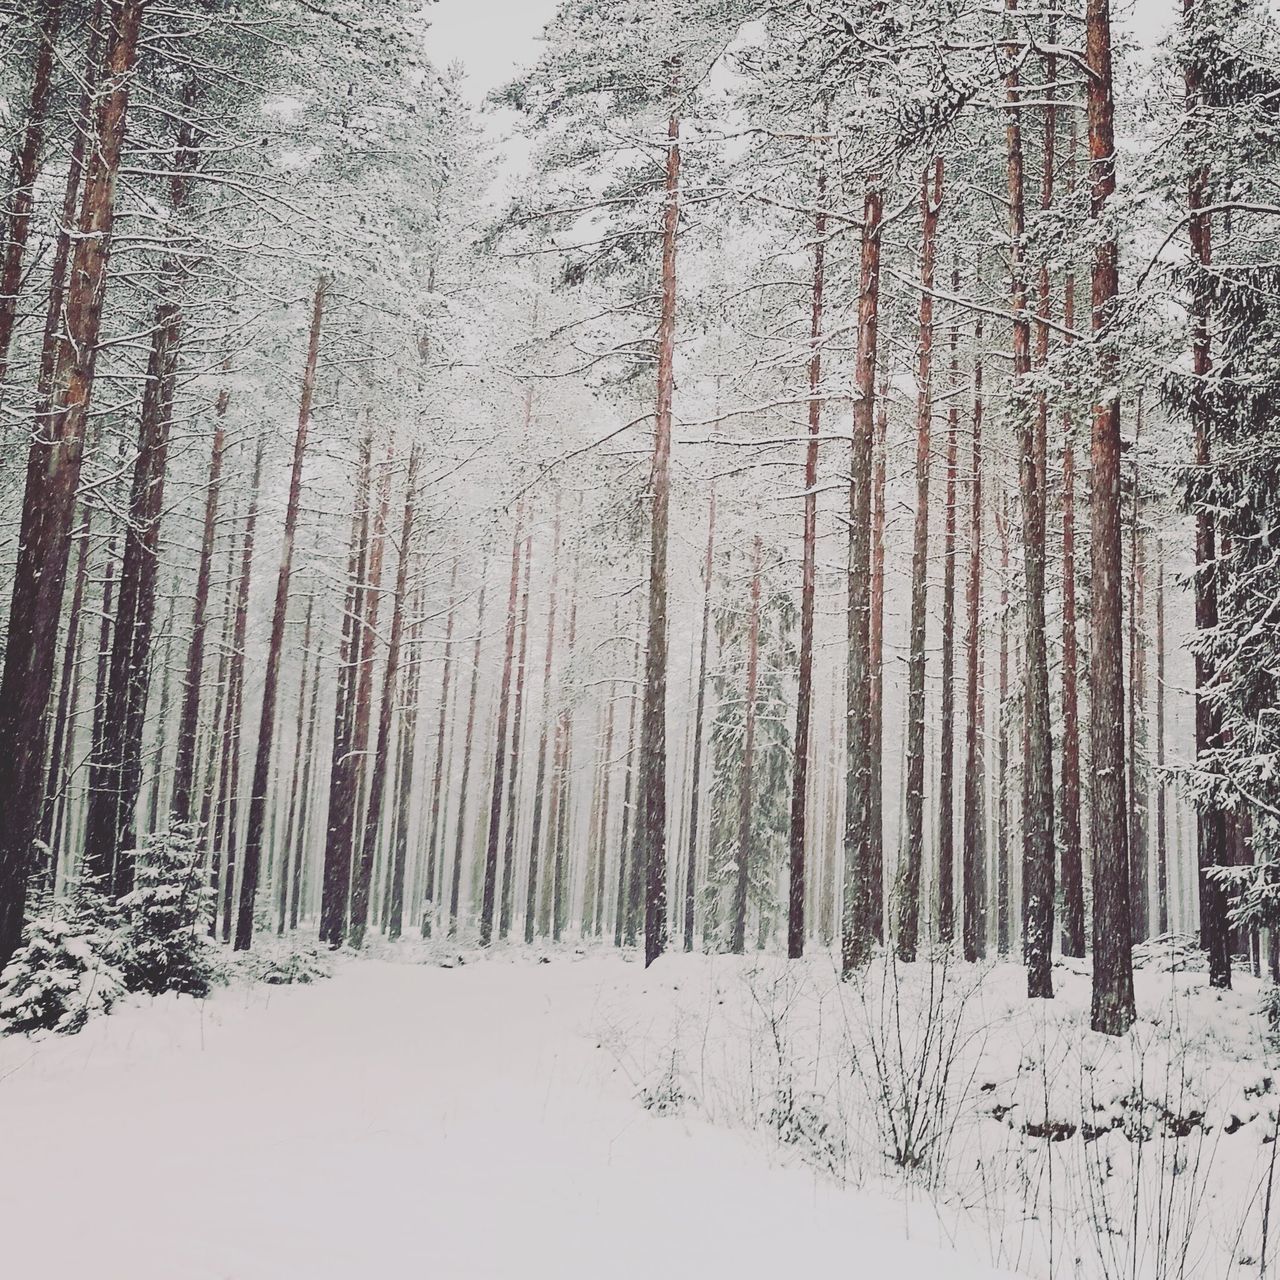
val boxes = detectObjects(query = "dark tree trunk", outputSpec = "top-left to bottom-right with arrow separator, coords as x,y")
685,490 -> 715,952
1155,545 -> 1169,935
843,179 -> 883,974
171,392 -> 230,820
0,0 -> 145,966
941,304 -> 960,959
421,560 -> 459,936
997,495 -> 1011,954
639,107 -> 681,969
480,504 -> 525,946
277,596 -> 315,934
319,426 -> 373,946
524,502 -> 562,943
962,305 -> 987,963
448,578 -> 489,934
730,537 -> 764,955
350,444 -> 419,950
869,376 -> 888,946
788,153 -> 827,960
899,160 -> 941,960
1087,0 -> 1137,1032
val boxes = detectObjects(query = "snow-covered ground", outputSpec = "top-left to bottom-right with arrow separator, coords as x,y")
0,951 -> 1013,1280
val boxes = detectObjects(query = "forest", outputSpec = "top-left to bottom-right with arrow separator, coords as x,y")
0,0 -> 1279,1277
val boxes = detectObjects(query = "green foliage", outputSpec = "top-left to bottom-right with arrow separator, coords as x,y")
117,826 -> 226,998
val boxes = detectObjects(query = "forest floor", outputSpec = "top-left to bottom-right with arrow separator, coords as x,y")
0,947 -> 1013,1280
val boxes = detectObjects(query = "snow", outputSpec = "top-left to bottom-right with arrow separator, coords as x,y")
0,952 -> 1013,1280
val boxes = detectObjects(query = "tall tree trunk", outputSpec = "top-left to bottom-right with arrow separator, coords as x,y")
843,179 -> 883,974
997,494 -> 1011,954
499,531 -> 533,939
1183,0 -> 1231,989
1087,0 -> 1136,1032
0,0 -> 145,966
448,578 -> 488,934
788,153 -> 827,960
962,305 -> 987,962
0,0 -> 64,390
319,427 -> 373,946
422,559 -> 459,936
1059,116 -> 1086,955
685,490 -> 715,952
277,596 -> 315,934
289,634 -> 324,931
524,503 -> 562,943
1127,409 -> 1149,944
899,159 -> 941,960
1009,0 -> 1057,998
200,537 -> 237,914
342,456 -> 392,941
639,105 -> 681,969
1155,544 -> 1169,935
385,589 -> 423,940
730,537 -> 763,955
869,375 -> 888,946
614,631 -> 641,948
551,559 -> 581,942
350,444 -> 419,950
235,278 -> 325,949
480,504 -> 525,946
591,678 -> 618,937
941,300 -> 960,959
171,392 -> 230,820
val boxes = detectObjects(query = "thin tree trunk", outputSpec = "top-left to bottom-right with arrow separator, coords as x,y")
552,563 -> 581,942
685,490 -> 715,952
788,151 -> 827,960
386,587 -> 424,939
614,631 -> 641,948
524,502 -> 562,943
869,375 -> 888,946
1087,0 -> 1136,1032
0,0 -> 145,965
962,305 -> 987,963
290,635 -> 325,931
1155,544 -> 1169,935
277,597 -> 315,934
730,537 -> 763,955
319,426 -> 373,946
899,159 -> 941,960
941,302 -> 960,959
997,494 -> 1011,954
639,104 -> 681,969
448,578 -> 488,934
350,444 -> 419,950
843,179 -> 883,974
421,560 -> 459,936
1059,115 -> 1086,955
500,531 -> 533,939
1128,408 -> 1149,945
480,503 -> 525,946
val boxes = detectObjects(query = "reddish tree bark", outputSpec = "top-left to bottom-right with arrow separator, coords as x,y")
1087,0 -> 1136,1033
788,152 -> 827,960
843,179 -> 883,974
899,159 -> 941,960
0,0 -> 146,966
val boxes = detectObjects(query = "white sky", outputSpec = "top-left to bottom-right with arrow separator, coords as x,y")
423,0 -> 560,102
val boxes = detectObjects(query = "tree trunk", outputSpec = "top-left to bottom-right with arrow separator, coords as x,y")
319,427 -> 373,946
869,376 -> 888,947
1127,409 -> 1149,944
0,0 -> 145,966
614,631 -> 641,948
1087,0 -> 1136,1033
685,490 -> 715,952
1059,116 -> 1086,955
277,596 -> 315,934
639,106 -> 681,969
788,152 -> 827,960
1155,544 -> 1169,935
997,494 -> 1011,954
552,563 -> 581,942
350,444 -> 420,950
480,503 -> 525,946
1009,1 -> 1057,998
421,560 -> 459,936
730,536 -> 764,955
448,578 -> 488,934
0,0 -> 64,390
524,502 -> 562,943
500,530 -> 534,939
941,300 -> 960,959
843,179 -> 883,974
961,302 -> 987,963
899,160 -> 941,960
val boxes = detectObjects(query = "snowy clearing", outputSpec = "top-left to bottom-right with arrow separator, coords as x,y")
0,953 -> 1011,1280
